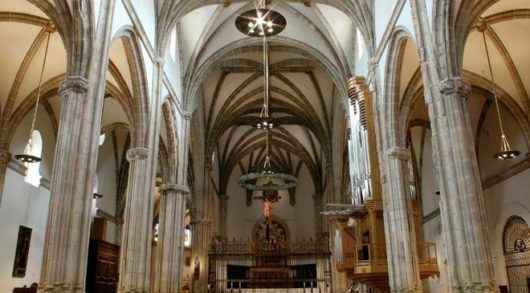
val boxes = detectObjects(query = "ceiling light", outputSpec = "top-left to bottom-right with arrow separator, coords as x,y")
16,29 -> 53,164
237,1 -> 295,193
235,8 -> 286,37
481,30 -> 520,160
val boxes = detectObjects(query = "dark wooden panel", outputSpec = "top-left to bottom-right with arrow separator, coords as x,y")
86,240 -> 119,293
12,226 -> 32,278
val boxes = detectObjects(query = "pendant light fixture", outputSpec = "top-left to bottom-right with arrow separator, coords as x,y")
237,0 -> 296,192
481,29 -> 520,160
15,29 -> 53,163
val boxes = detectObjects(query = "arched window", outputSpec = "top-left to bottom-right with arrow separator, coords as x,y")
99,133 -> 106,146
91,176 -> 99,218
184,226 -> 192,247
169,26 -> 177,61
24,130 -> 42,187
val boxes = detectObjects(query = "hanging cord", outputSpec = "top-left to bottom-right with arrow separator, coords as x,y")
27,30 -> 52,150
263,34 -> 270,118
264,128 -> 271,170
482,29 -> 506,137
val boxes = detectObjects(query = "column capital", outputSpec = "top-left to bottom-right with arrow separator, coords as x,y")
440,77 -> 471,98
58,76 -> 89,98
159,183 -> 190,194
386,146 -> 410,161
126,147 -> 149,161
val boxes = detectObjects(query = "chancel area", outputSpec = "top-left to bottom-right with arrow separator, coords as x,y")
0,0 -> 529,292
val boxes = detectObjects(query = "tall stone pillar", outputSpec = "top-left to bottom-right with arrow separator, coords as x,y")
191,219 -> 212,292
383,147 -> 422,293
153,183 -> 189,293
432,78 -> 495,292
39,1 -> 115,290
39,77 -> 95,292
0,148 -> 11,205
118,147 -> 154,292
118,48 -> 165,290
407,0 -> 496,289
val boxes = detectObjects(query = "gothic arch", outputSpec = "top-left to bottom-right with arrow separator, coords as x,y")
381,28 -> 417,150
112,26 -> 151,148
186,36 -> 348,111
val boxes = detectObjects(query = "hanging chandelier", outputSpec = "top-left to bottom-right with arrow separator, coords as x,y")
15,29 -> 53,163
480,29 -> 520,160
238,0 -> 296,192
235,0 -> 286,38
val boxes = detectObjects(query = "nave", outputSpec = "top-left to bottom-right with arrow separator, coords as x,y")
0,0 -> 529,292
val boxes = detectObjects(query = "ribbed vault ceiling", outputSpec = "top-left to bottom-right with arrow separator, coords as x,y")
0,0 -> 136,145
202,44 -> 335,195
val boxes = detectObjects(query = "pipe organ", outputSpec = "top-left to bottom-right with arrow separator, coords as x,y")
325,77 -> 438,291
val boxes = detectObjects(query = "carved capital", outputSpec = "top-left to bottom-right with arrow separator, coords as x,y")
159,183 -> 190,194
126,147 -> 149,161
58,76 -> 89,98
386,146 -> 410,161
440,77 -> 471,98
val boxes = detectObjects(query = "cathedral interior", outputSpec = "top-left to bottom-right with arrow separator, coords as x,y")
0,0 -> 529,292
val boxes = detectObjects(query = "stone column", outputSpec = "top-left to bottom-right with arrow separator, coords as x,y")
0,148 -> 11,205
407,0 -> 496,289
39,77 -> 100,292
39,1 -> 115,290
118,147 -> 154,292
432,78 -> 495,292
191,219 -> 212,293
383,147 -> 422,293
153,183 -> 190,293
218,194 -> 229,238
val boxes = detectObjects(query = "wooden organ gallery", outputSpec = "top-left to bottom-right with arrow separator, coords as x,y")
325,77 -> 439,291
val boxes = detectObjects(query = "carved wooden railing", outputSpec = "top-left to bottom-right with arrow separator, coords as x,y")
211,278 -> 332,292
209,237 -> 330,256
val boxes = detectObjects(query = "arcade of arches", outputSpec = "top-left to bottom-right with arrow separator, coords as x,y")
0,1 -> 529,293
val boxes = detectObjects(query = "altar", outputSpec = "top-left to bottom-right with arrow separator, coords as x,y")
208,219 -> 332,292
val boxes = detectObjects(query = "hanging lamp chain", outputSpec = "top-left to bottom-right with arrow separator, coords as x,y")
263,34 -> 270,118
27,30 -> 52,149
481,29 -> 506,137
